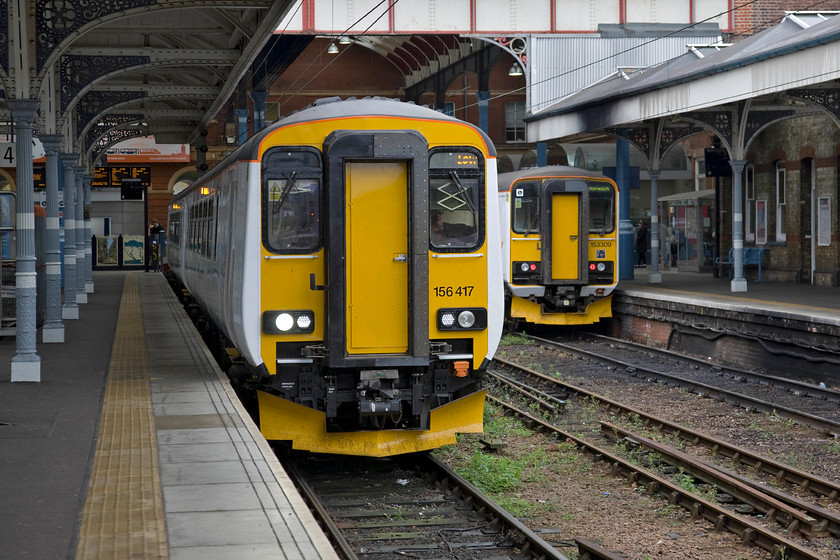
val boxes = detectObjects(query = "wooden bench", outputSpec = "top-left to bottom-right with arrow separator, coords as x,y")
714,247 -> 769,281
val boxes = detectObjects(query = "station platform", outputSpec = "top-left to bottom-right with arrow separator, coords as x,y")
611,268 -> 840,385
0,271 -> 338,560
618,268 -> 840,324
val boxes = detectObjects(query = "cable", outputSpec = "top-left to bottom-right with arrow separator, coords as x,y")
482,0 -> 840,111
273,0 -> 400,114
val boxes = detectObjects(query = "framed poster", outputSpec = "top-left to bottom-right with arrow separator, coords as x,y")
122,235 -> 145,266
818,196 -> 831,247
756,200 -> 767,245
96,236 -> 119,267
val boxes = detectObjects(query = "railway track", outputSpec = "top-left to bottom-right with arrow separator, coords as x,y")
519,332 -> 840,437
488,357 -> 840,560
278,450 -> 623,560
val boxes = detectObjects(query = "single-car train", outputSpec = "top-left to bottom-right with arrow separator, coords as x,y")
167,97 -> 503,457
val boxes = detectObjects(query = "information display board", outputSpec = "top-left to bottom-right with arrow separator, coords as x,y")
92,167 -> 109,187
33,165 -> 46,190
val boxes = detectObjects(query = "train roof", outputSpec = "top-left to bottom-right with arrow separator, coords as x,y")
171,97 -> 497,204
497,165 -> 613,192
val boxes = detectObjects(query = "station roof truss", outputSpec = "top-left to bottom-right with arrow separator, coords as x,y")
0,0 -> 297,164
526,12 -> 840,168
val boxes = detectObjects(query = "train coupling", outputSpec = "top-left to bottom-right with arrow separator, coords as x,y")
358,369 -> 401,416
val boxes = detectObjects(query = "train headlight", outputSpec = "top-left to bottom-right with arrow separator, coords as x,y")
437,308 -> 487,331
275,313 -> 294,332
457,310 -> 476,328
263,310 -> 315,334
596,262 -> 606,272
520,262 -> 530,272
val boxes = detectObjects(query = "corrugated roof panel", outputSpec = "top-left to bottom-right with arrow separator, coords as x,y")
529,34 -> 721,113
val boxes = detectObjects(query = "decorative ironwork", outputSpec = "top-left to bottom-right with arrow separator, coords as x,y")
61,55 -> 149,112
786,88 -> 840,121
84,113 -> 144,153
743,110 -> 796,147
76,90 -> 147,137
603,125 -> 650,157
0,2 -> 8,76
90,126 -> 145,164
659,126 -> 703,160
683,110 -> 732,147
35,0 -> 155,72
492,36 -> 527,66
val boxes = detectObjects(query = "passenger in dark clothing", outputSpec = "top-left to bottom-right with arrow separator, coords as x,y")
635,220 -> 647,267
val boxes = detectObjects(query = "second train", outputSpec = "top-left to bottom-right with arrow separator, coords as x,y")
497,166 -> 619,326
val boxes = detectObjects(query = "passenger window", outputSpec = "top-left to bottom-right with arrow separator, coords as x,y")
429,150 -> 483,251
511,181 -> 540,234
262,149 -> 322,253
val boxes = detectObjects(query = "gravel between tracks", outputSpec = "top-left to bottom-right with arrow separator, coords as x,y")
436,340 -> 840,560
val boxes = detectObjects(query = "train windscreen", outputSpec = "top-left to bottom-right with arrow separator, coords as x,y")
429,150 -> 483,250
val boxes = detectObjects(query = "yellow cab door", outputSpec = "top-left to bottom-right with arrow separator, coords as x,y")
550,193 -> 580,281
345,162 -> 408,354
541,179 -> 588,285
324,129 -> 429,368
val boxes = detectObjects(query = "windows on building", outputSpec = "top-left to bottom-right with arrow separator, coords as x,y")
775,161 -> 786,242
505,102 -> 526,142
744,164 -> 754,242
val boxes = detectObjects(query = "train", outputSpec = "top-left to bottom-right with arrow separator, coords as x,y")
166,97 -> 504,457
497,166 -> 619,326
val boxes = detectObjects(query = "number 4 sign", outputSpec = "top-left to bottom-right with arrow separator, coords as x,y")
0,139 -> 46,167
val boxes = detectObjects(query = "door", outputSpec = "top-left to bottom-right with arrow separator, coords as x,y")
550,193 -> 580,280
345,162 -> 408,354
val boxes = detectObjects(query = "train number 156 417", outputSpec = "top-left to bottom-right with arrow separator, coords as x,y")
433,285 -> 474,297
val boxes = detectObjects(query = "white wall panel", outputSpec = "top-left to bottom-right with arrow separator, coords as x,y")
555,0 -> 620,31
475,0 -> 552,32
394,0 -> 472,32
627,0 -> 691,23
314,0 -> 391,33
695,0 -> 731,31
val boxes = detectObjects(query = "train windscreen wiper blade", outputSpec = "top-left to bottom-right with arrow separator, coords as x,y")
448,171 -> 476,213
273,171 -> 298,214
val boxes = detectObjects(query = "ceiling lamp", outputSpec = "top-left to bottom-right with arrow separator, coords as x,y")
509,63 -> 523,77
338,36 -> 352,45
328,41 -> 339,54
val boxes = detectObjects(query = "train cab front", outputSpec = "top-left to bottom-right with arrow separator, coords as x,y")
507,175 -> 618,325
256,129 -> 491,456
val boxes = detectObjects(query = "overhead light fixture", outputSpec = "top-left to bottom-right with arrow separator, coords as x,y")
328,41 -> 339,54
338,36 -> 352,45
509,63 -> 523,77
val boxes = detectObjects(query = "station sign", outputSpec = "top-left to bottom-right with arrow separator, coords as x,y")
0,139 -> 47,167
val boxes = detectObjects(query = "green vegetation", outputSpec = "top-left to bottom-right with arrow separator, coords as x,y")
498,332 -> 534,346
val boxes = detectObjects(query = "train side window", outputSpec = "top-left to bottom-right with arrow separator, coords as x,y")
511,181 -> 540,234
429,149 -> 483,251
262,148 -> 323,253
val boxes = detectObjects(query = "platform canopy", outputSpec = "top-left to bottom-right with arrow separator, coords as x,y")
526,12 -> 840,164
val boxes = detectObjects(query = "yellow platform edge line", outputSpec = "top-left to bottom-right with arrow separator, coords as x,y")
76,273 -> 169,560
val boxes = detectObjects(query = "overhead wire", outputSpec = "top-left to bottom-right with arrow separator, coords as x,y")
475,0 -> 840,111
272,0 -> 401,114
228,0 -> 839,137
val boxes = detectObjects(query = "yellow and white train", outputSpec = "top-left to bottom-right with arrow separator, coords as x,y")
167,97 -> 503,456
497,166 -> 619,326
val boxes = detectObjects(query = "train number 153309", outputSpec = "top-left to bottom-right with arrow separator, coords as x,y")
433,285 -> 474,297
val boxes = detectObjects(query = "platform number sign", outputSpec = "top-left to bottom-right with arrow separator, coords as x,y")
0,140 -> 45,167
2,144 -> 13,165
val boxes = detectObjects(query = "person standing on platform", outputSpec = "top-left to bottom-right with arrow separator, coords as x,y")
635,220 -> 648,267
